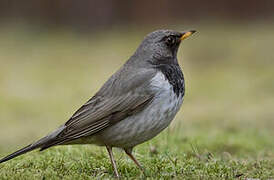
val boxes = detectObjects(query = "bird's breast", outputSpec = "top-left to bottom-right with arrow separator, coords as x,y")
150,62 -> 185,97
94,71 -> 184,148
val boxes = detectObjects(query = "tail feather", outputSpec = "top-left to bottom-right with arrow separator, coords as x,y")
0,143 -> 40,164
0,125 -> 66,164
40,139 -> 67,152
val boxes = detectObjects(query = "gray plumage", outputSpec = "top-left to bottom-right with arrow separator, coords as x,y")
0,29 -> 196,177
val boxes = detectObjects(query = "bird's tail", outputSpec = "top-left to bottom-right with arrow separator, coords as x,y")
0,143 -> 41,164
0,125 -> 66,164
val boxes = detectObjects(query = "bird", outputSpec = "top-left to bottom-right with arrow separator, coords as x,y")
0,29 -> 196,177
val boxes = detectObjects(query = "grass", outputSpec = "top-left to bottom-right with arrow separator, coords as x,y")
0,22 -> 274,179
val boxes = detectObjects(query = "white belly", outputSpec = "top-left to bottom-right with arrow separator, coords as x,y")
94,72 -> 184,148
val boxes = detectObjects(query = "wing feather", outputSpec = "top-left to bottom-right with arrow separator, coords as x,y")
53,67 -> 157,143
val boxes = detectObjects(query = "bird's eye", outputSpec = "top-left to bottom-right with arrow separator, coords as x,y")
165,36 -> 176,47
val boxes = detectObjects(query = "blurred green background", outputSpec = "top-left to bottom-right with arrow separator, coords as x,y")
0,0 -> 274,178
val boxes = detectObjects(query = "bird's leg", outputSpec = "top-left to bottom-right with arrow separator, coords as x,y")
124,148 -> 145,173
106,146 -> 119,178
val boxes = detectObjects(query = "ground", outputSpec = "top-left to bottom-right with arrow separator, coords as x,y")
0,22 -> 273,179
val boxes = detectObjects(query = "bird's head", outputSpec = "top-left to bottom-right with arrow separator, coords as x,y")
134,29 -> 196,64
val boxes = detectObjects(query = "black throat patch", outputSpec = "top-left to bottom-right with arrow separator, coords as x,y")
149,59 -> 185,97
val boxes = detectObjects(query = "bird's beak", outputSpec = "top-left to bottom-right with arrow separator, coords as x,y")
180,30 -> 196,41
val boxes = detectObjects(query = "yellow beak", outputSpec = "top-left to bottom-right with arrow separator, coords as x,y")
180,30 -> 196,41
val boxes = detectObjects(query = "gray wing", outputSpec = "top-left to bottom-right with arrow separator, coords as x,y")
42,66 -> 157,148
